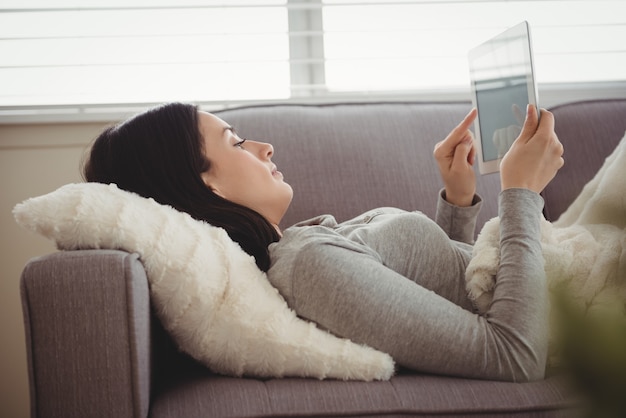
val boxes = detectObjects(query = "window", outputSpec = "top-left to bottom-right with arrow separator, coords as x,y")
322,0 -> 626,92
0,0 -> 290,108
1,0 -> 625,121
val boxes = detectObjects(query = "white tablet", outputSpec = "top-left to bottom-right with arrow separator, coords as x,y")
469,21 -> 539,174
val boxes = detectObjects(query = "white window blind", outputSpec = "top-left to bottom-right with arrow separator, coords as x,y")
0,0 -> 291,108
1,0 -> 625,120
322,0 -> 626,92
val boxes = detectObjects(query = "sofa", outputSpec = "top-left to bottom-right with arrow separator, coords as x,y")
20,99 -> 626,417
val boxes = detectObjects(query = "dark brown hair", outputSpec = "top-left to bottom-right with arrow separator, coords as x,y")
82,102 -> 280,271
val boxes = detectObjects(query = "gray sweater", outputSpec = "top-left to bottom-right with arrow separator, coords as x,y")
267,188 -> 548,382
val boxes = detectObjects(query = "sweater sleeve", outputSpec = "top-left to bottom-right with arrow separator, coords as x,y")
435,189 -> 482,244
274,188 -> 548,382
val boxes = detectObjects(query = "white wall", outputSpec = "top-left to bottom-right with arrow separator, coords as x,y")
0,121 -> 110,418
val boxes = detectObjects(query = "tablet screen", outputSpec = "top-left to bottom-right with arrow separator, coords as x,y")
475,77 -> 530,162
469,21 -> 538,173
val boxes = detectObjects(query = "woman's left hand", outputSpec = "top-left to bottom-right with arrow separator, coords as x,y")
433,108 -> 478,207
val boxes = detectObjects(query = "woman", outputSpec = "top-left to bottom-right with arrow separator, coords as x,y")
84,102 -> 564,382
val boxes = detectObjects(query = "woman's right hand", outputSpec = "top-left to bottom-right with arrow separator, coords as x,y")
500,105 -> 564,194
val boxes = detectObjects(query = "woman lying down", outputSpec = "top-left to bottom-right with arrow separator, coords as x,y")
83,103 -> 564,382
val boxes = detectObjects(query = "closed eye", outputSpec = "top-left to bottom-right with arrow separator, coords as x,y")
234,138 -> 247,148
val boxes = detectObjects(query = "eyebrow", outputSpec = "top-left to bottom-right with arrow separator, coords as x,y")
223,126 -> 235,135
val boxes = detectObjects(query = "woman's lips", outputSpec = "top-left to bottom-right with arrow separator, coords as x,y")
271,165 -> 282,177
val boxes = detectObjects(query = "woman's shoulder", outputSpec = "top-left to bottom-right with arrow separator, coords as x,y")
267,218 -> 359,302
271,207 -> 421,264
274,219 -> 346,252
290,207 -> 409,229
272,209 -> 404,258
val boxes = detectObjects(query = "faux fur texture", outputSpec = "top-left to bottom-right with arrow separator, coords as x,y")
13,183 -> 395,381
466,132 -> 626,355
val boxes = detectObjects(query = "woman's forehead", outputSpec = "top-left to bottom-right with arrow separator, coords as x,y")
198,111 -> 231,137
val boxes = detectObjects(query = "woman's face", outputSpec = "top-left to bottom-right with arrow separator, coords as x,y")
198,111 -> 293,227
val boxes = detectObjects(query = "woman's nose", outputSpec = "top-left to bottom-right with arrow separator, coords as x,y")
254,140 -> 273,159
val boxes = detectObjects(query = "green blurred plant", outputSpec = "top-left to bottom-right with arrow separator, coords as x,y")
552,284 -> 626,418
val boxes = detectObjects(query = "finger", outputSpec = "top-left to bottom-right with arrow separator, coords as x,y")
452,135 -> 474,168
468,142 -> 476,165
435,108 -> 477,160
517,104 -> 540,143
535,108 -> 555,136
440,108 -> 477,152
453,108 -> 478,136
433,140 -> 446,159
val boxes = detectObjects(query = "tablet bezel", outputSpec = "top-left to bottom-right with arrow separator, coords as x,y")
468,21 -> 539,174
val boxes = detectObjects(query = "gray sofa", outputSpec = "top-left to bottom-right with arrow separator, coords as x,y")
20,99 -> 626,417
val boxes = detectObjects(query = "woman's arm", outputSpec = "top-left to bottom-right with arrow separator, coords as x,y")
431,109 -> 484,242
435,190 -> 481,244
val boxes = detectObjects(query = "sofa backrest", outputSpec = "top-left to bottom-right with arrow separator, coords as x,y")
218,99 -> 626,230
545,99 -> 626,221
217,102 -> 502,232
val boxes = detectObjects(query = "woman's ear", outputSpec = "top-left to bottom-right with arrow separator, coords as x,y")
201,172 -> 225,198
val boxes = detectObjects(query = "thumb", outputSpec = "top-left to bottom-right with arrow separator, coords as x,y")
517,104 -> 540,143
452,135 -> 474,167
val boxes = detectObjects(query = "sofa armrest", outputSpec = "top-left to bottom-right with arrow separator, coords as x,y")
20,250 -> 151,418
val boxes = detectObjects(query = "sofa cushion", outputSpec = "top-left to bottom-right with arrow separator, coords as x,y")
14,182 -> 394,381
150,370 -> 580,417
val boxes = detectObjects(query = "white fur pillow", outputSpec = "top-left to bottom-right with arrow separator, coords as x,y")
14,183 -> 394,381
